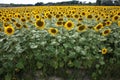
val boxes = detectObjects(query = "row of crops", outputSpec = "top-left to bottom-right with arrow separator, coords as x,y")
0,6 -> 120,80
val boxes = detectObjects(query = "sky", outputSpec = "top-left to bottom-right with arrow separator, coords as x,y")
0,0 -> 96,4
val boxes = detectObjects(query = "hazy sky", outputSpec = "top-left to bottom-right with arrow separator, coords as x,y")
0,0 -> 96,4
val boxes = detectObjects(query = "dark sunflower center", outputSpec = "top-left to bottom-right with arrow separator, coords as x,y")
106,22 -> 110,24
16,23 -> 21,27
82,12 -> 85,15
97,25 -> 102,29
78,18 -> 83,21
114,16 -> 118,20
56,15 -> 59,18
74,15 -> 78,18
103,50 -> 106,52
36,15 -> 39,19
21,18 -> 26,22
87,15 -> 92,18
23,25 -> 27,28
51,29 -> 56,33
67,15 -> 70,18
57,21 -> 62,25
67,22 -> 72,27
48,15 -> 52,18
118,13 -> 120,15
7,28 -> 12,33
36,20 -> 44,27
11,19 -> 16,22
104,30 -> 109,34
79,25 -> 85,30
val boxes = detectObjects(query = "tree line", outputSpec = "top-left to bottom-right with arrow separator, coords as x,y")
0,0 -> 120,7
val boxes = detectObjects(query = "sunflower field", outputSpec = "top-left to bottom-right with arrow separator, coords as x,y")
0,6 -> 120,80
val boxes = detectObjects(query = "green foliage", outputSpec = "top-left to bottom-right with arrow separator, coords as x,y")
0,15 -> 120,80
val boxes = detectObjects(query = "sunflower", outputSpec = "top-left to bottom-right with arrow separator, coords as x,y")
77,25 -> 87,32
64,20 -> 74,31
11,18 -> 16,23
112,15 -> 119,22
118,21 -> 120,27
55,14 -> 60,19
94,23 -> 103,32
47,14 -> 52,19
35,19 -> 45,30
15,23 -> 22,29
20,17 -> 26,23
105,20 -> 112,26
48,28 -> 58,36
102,29 -> 111,36
78,17 -> 83,22
3,22 -> 10,28
101,48 -> 107,54
86,14 -> 93,19
4,26 -> 15,35
23,24 -> 28,28
35,14 -> 40,20
74,14 -> 79,19
56,21 -> 63,26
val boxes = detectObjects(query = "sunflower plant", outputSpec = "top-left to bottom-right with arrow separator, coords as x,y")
0,6 -> 120,80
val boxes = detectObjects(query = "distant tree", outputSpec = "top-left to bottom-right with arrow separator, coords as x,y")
102,0 -> 114,6
79,2 -> 82,5
35,2 -> 44,6
88,2 -> 92,5
96,0 -> 101,5
114,0 -> 120,6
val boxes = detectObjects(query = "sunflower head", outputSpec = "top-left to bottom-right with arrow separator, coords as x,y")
64,20 -> 74,31
20,17 -> 26,23
35,19 -> 45,30
86,14 -> 93,19
102,29 -> 111,36
4,25 -> 15,36
105,20 -> 112,26
102,48 -> 107,54
56,21 -> 63,26
74,14 -> 79,19
77,25 -> 87,32
112,15 -> 119,22
15,23 -> 22,29
94,23 -> 103,32
48,28 -> 58,36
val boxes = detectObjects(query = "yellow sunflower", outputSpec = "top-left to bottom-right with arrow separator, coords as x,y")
64,20 -> 74,31
20,17 -> 26,23
105,20 -> 112,26
118,21 -> 120,27
101,48 -> 107,54
77,25 -> 87,32
86,14 -> 93,19
15,23 -> 22,29
48,28 -> 58,36
94,23 -> 103,32
102,29 -> 111,36
112,15 -> 119,22
4,26 -> 15,35
35,19 -> 45,30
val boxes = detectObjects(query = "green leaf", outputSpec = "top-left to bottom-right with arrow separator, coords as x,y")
0,68 -> 4,75
36,62 -> 43,69
5,74 -> 12,80
16,60 -> 24,69
95,64 -> 100,69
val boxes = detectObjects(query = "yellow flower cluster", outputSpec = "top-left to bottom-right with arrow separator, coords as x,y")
0,6 -> 119,36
